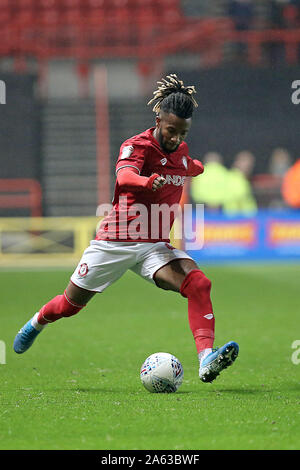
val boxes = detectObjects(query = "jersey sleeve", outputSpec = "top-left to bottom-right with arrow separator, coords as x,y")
186,156 -> 204,176
115,142 -> 146,175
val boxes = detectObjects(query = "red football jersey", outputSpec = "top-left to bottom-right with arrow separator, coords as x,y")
96,127 -> 197,243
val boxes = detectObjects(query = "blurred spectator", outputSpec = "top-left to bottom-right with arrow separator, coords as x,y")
251,147 -> 292,208
228,0 -> 255,30
270,0 -> 287,28
281,159 -> 300,208
269,147 -> 292,176
190,152 -> 229,211
228,0 -> 255,61
270,0 -> 300,29
282,0 -> 300,28
223,150 -> 258,215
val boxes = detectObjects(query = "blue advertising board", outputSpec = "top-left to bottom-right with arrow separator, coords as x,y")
184,209 -> 300,263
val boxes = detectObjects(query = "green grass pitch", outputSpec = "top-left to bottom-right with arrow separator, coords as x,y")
0,264 -> 300,450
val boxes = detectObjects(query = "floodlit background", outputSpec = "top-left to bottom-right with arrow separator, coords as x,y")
1,0 -> 300,266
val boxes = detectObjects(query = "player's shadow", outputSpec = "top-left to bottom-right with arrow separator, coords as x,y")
212,385 -> 300,394
66,383 -> 300,395
75,388 -> 192,394
213,388 -> 269,394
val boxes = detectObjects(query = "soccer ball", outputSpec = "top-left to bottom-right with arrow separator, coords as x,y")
140,352 -> 184,393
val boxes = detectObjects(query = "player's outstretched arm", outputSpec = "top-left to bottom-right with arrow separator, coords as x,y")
186,158 -> 204,177
117,167 -> 165,191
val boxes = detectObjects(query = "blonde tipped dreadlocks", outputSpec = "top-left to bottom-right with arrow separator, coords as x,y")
148,73 -> 198,119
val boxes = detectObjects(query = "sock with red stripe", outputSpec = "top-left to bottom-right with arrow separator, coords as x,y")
180,269 -> 215,363
36,291 -> 85,325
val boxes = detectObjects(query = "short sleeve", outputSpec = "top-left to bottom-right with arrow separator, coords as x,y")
115,142 -> 146,175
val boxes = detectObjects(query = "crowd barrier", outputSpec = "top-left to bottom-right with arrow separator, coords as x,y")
0,216 -> 181,268
0,217 -> 98,268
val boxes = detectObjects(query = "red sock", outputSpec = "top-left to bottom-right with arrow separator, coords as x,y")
37,291 -> 85,325
180,269 -> 215,353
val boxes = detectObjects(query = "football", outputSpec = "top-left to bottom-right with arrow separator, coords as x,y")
140,352 -> 184,393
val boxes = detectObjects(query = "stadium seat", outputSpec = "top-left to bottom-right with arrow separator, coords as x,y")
109,0 -> 131,23
15,9 -> 35,25
16,0 -> 37,8
159,1 -> 183,34
135,0 -> 157,25
84,0 -> 106,19
62,8 -> 82,25
37,0 -> 57,9
39,9 -> 60,26
83,0 -> 102,6
61,0 -> 81,8
0,11 -> 10,25
84,10 -> 105,25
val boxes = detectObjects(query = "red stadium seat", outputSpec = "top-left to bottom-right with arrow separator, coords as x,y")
36,0 -> 57,9
134,0 -> 157,25
15,0 -> 36,8
63,8 -> 82,25
0,11 -> 10,25
61,0 -> 81,8
161,0 -> 180,7
84,0 -> 105,8
39,9 -> 60,26
109,1 -> 131,24
15,10 -> 35,25
83,0 -> 106,23
159,1 -> 183,34
0,0 -> 10,7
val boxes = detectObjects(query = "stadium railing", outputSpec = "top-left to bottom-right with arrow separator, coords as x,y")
0,179 -> 43,218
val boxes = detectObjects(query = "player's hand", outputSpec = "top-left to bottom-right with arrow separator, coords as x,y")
152,176 -> 165,191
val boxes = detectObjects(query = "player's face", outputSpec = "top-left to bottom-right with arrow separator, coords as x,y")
155,112 -> 191,153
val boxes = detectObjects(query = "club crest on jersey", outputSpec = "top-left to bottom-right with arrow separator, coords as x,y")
120,145 -> 134,160
78,263 -> 89,277
182,156 -> 188,169
160,157 -> 167,166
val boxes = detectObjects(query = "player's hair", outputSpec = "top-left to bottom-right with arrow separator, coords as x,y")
148,73 -> 198,119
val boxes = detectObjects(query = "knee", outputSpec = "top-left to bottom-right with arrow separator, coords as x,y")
180,269 -> 212,298
199,273 -> 212,292
155,279 -> 171,291
192,270 -> 211,294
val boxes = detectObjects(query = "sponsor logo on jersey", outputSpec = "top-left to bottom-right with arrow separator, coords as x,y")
163,174 -> 186,186
120,145 -> 134,159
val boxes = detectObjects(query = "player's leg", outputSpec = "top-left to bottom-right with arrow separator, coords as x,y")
13,240 -> 135,354
154,258 -> 239,382
13,240 -> 141,354
133,241 -> 239,382
13,283 -> 96,354
37,282 -> 96,325
154,258 -> 216,357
